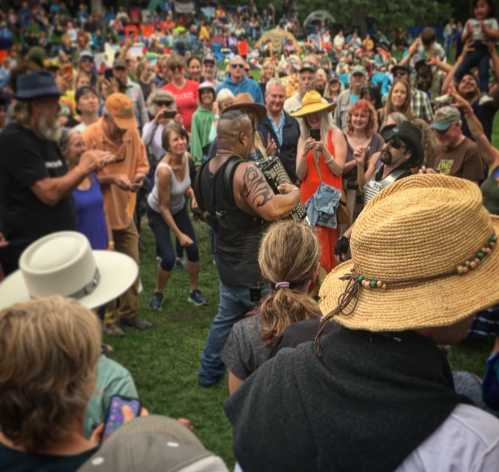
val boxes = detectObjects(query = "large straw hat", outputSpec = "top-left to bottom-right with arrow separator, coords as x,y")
290,90 -> 335,118
223,93 -> 267,120
319,174 -> 499,332
0,232 -> 138,310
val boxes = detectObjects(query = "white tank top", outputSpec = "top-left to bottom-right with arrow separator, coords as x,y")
147,156 -> 191,215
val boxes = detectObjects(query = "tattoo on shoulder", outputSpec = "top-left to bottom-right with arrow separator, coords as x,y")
241,164 -> 273,208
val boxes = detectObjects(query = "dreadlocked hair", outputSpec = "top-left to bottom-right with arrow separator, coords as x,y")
258,221 -> 322,344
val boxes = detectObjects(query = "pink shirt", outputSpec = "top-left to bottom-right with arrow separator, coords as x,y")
164,80 -> 199,131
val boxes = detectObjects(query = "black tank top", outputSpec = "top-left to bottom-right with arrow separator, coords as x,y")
198,156 -> 268,287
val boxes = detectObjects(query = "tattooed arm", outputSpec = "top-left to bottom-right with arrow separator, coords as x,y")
234,162 -> 300,221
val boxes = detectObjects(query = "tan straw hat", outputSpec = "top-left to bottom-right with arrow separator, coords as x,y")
319,174 -> 499,332
291,90 -> 335,118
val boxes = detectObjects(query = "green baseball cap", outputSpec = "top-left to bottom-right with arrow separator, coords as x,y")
431,105 -> 461,131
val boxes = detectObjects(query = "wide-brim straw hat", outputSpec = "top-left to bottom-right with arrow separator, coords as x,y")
0,232 -> 138,311
319,174 -> 499,332
291,90 -> 335,118
223,92 -> 267,120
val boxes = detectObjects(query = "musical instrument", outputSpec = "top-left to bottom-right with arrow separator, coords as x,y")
255,154 -> 307,222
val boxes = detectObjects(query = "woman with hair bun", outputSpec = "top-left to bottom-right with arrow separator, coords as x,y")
222,221 -> 322,394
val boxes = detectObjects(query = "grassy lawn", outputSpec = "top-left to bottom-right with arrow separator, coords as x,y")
106,115 -> 499,466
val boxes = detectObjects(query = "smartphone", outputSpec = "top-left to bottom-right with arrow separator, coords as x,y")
161,110 -> 177,119
102,395 -> 141,441
104,68 -> 114,81
310,129 -> 321,141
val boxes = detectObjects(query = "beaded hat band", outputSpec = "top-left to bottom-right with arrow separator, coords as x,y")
346,233 -> 497,291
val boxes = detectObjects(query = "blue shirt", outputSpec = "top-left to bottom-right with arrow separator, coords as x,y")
268,111 -> 286,147
217,76 -> 264,104
73,173 -> 108,250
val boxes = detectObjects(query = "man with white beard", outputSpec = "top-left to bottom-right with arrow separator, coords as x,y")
0,71 -> 110,275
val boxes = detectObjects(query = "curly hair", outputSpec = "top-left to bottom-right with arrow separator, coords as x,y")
346,99 -> 378,136
0,296 -> 101,453
258,221 -> 322,344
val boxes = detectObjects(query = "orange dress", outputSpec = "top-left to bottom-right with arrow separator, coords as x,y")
300,130 -> 343,273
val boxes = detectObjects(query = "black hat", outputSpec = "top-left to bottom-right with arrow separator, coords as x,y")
15,71 -> 61,101
391,64 -> 411,76
388,121 -> 423,166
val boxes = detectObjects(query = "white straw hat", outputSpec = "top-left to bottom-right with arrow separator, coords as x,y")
0,232 -> 138,310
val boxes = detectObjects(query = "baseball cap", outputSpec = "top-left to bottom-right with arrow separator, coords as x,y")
300,62 -> 317,73
105,93 -> 137,130
80,50 -> 94,61
431,105 -> 461,131
78,415 -> 229,472
113,58 -> 127,69
351,65 -> 367,76
203,53 -> 216,64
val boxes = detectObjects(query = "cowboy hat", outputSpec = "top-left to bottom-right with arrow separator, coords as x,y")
290,90 -> 335,118
15,71 -> 61,101
223,93 -> 267,120
319,174 -> 499,332
0,232 -> 138,311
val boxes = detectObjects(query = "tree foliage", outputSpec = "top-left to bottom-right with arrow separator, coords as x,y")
291,0 -> 454,31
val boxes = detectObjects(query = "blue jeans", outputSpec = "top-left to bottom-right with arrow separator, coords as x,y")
198,282 -> 260,385
455,42 -> 491,94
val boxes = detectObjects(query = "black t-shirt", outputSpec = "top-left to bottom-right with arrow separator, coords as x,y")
461,100 -> 498,142
0,442 -> 98,472
0,123 -> 75,245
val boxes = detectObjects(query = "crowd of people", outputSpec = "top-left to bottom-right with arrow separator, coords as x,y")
1,0 -> 499,470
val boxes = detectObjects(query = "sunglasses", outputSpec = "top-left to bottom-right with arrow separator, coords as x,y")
155,100 -> 174,106
388,138 -> 405,150
170,65 -> 183,71
231,64 -> 245,69
434,127 -> 450,135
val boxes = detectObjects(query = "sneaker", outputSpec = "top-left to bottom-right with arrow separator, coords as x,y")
120,317 -> 153,330
433,94 -> 452,107
188,289 -> 208,306
479,94 -> 494,106
103,324 -> 125,337
198,376 -> 222,388
149,292 -> 164,311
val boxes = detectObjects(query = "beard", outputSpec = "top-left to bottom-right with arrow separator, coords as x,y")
38,113 -> 63,142
380,148 -> 393,165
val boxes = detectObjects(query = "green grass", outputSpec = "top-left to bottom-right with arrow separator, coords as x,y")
106,116 -> 499,466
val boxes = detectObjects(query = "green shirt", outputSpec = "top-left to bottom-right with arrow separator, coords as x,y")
190,106 -> 215,166
83,355 -> 138,438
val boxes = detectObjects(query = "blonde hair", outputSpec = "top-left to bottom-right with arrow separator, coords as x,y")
0,296 -> 101,452
258,221 -> 322,344
298,110 -> 332,144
